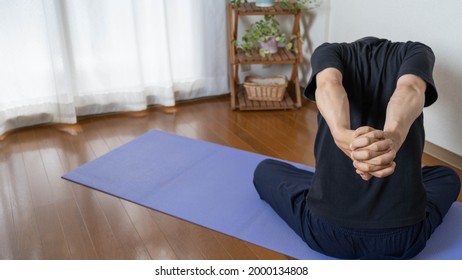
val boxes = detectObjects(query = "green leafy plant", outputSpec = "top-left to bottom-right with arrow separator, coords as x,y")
229,0 -> 248,8
230,0 -> 320,10
238,15 -> 297,58
279,0 -> 320,11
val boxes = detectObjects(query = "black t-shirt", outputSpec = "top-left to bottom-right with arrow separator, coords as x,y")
304,37 -> 438,229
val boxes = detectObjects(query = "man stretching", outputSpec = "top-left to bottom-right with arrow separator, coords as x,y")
253,37 -> 461,259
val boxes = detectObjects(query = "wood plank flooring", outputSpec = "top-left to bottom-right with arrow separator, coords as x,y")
0,95 -> 461,259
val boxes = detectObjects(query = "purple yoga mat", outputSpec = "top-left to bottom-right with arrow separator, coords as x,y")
63,130 -> 462,259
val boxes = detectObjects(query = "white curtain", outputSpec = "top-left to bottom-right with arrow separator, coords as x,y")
0,0 -> 229,135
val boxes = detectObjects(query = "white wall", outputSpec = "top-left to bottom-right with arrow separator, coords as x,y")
321,0 -> 462,156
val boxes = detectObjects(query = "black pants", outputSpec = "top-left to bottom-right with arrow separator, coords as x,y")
253,159 -> 461,259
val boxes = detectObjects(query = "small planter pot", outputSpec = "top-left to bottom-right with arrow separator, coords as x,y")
260,36 -> 278,54
256,0 -> 275,7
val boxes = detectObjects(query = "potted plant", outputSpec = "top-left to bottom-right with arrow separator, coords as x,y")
229,0 -> 277,8
279,0 -> 320,10
238,15 -> 297,58
255,0 -> 276,7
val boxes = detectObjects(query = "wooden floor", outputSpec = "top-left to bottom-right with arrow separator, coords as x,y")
0,95 -> 461,260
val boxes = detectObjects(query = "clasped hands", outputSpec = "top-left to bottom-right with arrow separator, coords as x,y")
335,126 -> 400,181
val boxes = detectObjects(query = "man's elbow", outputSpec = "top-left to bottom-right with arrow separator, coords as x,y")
396,74 -> 427,96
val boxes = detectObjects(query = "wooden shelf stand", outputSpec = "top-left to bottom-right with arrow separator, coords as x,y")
227,2 -> 303,110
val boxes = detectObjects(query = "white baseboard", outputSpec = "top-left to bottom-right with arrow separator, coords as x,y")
424,141 -> 462,170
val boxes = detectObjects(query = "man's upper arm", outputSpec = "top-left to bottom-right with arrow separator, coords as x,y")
398,42 -> 437,107
304,43 -> 344,101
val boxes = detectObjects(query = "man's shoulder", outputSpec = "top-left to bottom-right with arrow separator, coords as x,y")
390,40 -> 434,57
313,42 -> 342,54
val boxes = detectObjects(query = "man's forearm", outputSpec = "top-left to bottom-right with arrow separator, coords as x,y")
314,68 -> 353,153
315,81 -> 351,137
383,74 -> 426,150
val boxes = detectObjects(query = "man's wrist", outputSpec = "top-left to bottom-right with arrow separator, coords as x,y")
331,128 -> 355,158
383,128 -> 406,153
331,127 -> 352,142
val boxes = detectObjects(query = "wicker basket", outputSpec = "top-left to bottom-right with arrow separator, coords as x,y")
243,75 -> 288,101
